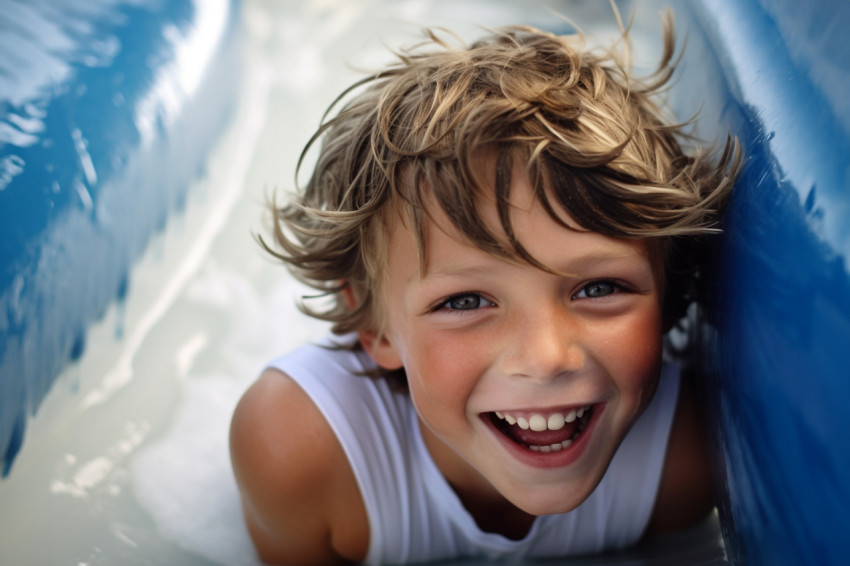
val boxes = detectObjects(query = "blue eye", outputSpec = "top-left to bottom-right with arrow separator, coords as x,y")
574,281 -> 619,299
441,293 -> 495,311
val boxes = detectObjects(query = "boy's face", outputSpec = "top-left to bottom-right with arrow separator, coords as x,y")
363,167 -> 664,517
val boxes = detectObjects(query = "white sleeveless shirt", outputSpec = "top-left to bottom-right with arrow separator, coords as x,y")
268,340 -> 680,565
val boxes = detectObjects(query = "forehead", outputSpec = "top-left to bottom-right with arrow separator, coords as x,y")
390,159 -> 661,279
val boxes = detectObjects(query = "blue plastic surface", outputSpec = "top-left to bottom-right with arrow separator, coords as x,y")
0,0 -> 239,476
673,1 -> 850,564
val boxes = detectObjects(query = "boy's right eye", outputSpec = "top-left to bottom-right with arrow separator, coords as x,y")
439,293 -> 495,311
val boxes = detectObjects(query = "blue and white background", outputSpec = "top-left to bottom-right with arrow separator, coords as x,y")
1,1 -> 848,564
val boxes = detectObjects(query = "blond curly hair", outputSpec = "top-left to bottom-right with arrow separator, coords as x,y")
262,17 -> 740,374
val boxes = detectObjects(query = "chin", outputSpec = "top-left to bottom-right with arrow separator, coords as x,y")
508,487 -> 592,517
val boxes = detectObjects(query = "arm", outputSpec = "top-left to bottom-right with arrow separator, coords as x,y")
229,369 -> 369,564
644,374 -> 715,537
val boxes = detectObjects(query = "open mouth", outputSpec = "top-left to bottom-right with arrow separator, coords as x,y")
486,405 -> 595,453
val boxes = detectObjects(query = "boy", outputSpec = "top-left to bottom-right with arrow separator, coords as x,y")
230,18 -> 740,565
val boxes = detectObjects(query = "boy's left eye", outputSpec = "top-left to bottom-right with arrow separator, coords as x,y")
573,280 -> 621,299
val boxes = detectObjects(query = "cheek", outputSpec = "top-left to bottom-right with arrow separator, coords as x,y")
596,307 -> 664,397
404,328 -> 489,413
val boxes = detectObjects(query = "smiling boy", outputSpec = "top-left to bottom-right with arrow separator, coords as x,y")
230,20 -> 740,565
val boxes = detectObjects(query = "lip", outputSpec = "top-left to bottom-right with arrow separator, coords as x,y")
482,403 -> 604,469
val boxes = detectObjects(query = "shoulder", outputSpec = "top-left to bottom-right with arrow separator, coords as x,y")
645,370 -> 715,537
230,368 -> 369,564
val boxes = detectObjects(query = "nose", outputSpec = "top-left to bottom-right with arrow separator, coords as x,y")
500,304 -> 585,382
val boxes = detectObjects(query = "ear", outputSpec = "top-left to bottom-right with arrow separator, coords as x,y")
341,282 -> 404,371
358,328 -> 404,371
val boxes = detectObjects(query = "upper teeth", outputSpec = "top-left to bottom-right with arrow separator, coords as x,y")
494,407 -> 590,431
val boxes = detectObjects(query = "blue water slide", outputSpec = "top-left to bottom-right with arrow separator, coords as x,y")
673,1 -> 850,564
0,0 -> 240,476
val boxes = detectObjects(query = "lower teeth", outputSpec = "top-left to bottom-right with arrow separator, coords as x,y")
529,439 -> 572,452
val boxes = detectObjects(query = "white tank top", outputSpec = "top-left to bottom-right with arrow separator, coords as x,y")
268,339 -> 680,565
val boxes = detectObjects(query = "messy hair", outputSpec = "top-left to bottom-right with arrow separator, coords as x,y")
261,16 -> 741,378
